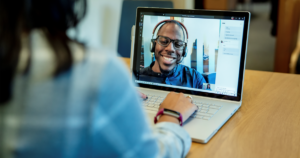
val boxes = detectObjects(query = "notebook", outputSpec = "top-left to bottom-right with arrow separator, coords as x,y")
130,8 -> 250,143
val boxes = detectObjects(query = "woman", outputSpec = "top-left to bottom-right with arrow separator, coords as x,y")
207,84 -> 211,90
0,0 -> 197,157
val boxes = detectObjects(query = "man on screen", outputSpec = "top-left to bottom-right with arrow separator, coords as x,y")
140,20 -> 206,89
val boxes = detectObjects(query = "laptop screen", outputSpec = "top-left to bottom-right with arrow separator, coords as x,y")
132,8 -> 250,101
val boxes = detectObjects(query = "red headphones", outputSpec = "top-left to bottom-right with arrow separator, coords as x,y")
150,20 -> 189,58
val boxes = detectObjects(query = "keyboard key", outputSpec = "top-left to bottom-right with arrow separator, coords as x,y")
145,107 -> 158,112
207,109 -> 219,115
197,113 -> 212,117
203,104 -> 209,108
209,105 -> 220,109
198,110 -> 207,113
196,115 -> 203,119
156,99 -> 163,102
202,116 -> 211,120
148,104 -> 155,107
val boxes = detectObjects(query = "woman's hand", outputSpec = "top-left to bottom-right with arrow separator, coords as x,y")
139,92 -> 147,100
158,92 -> 198,123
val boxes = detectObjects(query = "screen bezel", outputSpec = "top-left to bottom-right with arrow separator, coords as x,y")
132,8 -> 250,101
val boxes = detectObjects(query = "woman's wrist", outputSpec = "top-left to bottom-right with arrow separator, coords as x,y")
157,114 -> 180,125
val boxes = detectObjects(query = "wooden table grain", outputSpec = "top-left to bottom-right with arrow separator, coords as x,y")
120,57 -> 300,158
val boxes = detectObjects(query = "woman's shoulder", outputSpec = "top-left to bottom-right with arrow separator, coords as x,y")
69,42 -> 117,67
58,46 -> 131,100
79,47 -> 122,72
71,46 -> 129,84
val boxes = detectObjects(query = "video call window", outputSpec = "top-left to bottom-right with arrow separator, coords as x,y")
135,13 -> 245,97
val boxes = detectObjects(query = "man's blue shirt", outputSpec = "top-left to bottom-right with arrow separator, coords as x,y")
140,62 -> 206,89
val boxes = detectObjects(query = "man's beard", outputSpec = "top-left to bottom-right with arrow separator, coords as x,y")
155,51 -> 181,76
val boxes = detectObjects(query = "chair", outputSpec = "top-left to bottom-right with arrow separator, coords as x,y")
274,0 -> 300,73
201,73 -> 216,84
289,24 -> 300,74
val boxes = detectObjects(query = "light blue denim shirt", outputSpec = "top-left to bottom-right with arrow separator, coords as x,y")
0,30 -> 191,158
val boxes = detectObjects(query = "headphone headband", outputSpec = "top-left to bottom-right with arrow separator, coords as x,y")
152,20 -> 189,39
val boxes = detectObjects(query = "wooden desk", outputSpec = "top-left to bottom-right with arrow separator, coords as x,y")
121,58 -> 300,158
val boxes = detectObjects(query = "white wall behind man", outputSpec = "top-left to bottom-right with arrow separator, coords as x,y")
67,0 -> 193,53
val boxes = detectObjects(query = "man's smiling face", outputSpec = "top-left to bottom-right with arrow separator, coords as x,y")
152,22 -> 184,74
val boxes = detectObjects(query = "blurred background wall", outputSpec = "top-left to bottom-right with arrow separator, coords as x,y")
67,0 -> 300,74
67,0 -> 123,51
67,0 -> 194,52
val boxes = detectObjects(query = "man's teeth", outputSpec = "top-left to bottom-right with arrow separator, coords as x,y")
163,56 -> 174,61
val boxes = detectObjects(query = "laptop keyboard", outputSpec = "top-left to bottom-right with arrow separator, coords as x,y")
143,94 -> 223,120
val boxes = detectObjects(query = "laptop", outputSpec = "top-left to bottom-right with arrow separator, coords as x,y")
130,8 -> 250,143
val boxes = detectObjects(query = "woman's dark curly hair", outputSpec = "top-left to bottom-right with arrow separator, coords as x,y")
0,0 -> 87,104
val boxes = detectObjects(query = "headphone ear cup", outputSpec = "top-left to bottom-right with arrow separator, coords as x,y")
150,40 -> 156,52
